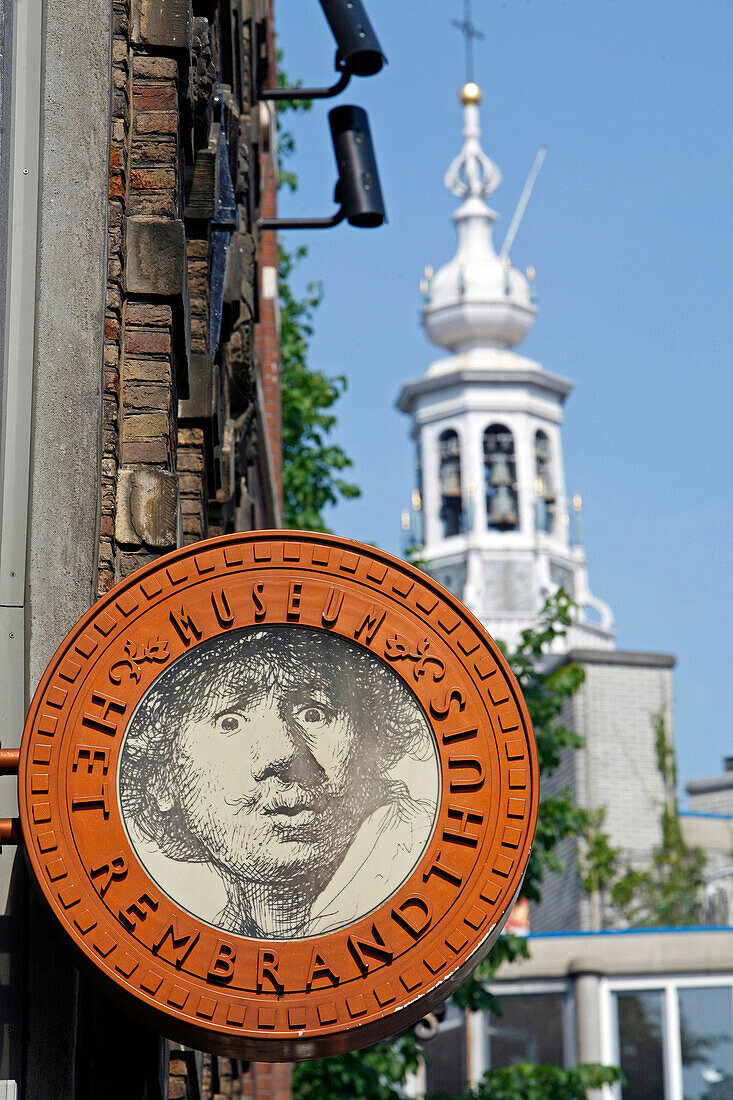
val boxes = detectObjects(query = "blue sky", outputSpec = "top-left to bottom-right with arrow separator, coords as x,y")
274,1 -> 732,799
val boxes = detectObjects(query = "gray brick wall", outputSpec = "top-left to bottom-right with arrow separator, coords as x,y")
531,652 -> 675,933
687,785 -> 733,815
530,692 -> 583,932
583,661 -> 671,859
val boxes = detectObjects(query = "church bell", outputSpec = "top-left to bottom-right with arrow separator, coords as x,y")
440,461 -> 461,498
488,451 -> 512,488
488,484 -> 518,529
488,452 -> 518,528
439,434 -> 462,498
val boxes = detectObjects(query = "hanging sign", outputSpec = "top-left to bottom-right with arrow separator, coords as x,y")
19,532 -> 538,1058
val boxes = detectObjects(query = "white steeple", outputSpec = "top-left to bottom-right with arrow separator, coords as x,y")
399,83 -> 614,654
423,83 -> 536,353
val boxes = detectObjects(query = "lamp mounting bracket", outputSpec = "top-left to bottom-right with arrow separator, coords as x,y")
258,209 -> 346,231
260,69 -> 351,102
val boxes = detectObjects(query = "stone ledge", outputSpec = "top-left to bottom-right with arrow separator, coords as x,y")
131,0 -> 191,51
126,216 -> 186,296
125,216 -> 191,398
115,466 -> 179,549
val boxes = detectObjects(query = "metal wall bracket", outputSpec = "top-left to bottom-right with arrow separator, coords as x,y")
258,209 -> 346,231
260,69 -> 350,102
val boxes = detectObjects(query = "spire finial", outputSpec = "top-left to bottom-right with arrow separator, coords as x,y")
451,0 -> 484,84
444,79 -> 501,201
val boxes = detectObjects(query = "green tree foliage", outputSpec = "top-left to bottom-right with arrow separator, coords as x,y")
292,1036 -> 421,1100
430,1062 -> 621,1100
578,807 -> 620,903
279,245 -> 360,531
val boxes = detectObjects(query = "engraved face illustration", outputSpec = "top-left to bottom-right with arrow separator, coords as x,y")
119,626 -> 440,938
173,676 -> 375,886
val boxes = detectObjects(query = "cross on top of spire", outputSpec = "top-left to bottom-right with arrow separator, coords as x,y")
451,0 -> 484,84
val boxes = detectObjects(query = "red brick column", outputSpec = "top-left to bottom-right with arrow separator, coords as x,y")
241,1062 -> 292,1099
254,0 -> 283,517
170,1053 -> 292,1099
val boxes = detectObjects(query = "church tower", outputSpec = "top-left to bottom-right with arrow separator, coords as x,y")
399,79 -> 680,938
397,82 -> 614,654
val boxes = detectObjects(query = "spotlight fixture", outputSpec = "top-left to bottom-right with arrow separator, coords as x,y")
262,0 -> 386,101
259,105 -> 386,231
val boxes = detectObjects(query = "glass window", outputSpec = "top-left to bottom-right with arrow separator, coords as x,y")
438,430 -> 464,538
487,992 -> 565,1068
424,1002 -> 467,1098
615,990 -> 665,1100
484,424 -> 519,531
534,430 -> 555,533
678,986 -> 733,1100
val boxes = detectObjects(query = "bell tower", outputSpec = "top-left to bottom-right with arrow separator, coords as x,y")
397,82 -> 614,653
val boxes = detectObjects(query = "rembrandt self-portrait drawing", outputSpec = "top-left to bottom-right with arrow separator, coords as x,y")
118,626 -> 441,939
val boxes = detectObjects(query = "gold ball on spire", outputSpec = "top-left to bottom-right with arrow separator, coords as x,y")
460,82 -> 482,105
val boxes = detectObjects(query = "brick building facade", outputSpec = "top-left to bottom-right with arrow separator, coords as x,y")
100,0 -> 281,598
0,0 -> 292,1096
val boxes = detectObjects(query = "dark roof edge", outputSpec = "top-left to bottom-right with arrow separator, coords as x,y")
546,648 -> 676,672
686,774 -> 733,795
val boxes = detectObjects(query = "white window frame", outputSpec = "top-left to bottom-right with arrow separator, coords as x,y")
600,974 -> 733,1100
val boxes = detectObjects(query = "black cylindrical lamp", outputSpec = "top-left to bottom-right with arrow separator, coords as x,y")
262,0 -> 386,101
319,0 -> 386,77
329,104 -> 386,227
258,104 -> 386,231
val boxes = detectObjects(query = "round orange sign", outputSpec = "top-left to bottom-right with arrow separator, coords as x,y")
19,532 -> 538,1058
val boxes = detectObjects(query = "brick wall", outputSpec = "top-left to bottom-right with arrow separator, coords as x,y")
530,692 -> 586,933
99,0 -> 131,594
242,1062 -> 292,1099
254,0 -> 282,509
169,1050 -> 292,1100
532,652 -> 675,933
99,0 -> 281,598
689,787 -> 733,814
583,661 -> 671,872
95,1 -> 291,1095
178,425 -> 208,542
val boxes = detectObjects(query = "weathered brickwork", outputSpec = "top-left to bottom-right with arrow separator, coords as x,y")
99,0 -> 132,593
187,237 -> 210,356
178,425 -> 207,542
94,2 -> 289,1094
240,1062 -> 292,1100
169,1050 -> 291,1100
130,56 -> 181,218
254,0 -> 282,505
98,0 -> 280,598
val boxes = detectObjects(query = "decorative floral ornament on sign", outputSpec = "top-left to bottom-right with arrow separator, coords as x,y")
384,633 -> 446,682
109,636 -> 171,684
